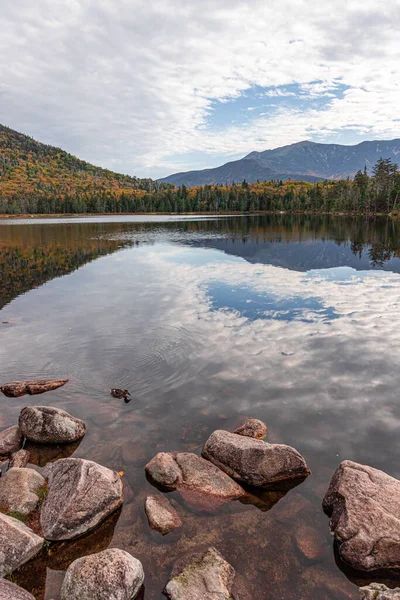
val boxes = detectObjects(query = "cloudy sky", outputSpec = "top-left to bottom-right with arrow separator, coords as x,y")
2,0 -> 400,179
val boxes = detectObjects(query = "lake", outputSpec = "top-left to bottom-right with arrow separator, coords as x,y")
1,214 -> 400,599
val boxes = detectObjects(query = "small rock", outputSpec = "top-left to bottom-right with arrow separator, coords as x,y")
0,426 -> 22,456
202,430 -> 310,488
0,468 -> 45,515
60,548 -> 144,600
145,452 -> 182,491
0,579 -> 35,599
164,546 -> 235,599
294,522 -> 328,561
0,512 -> 44,577
41,457 -> 123,540
9,449 -> 31,468
145,494 -> 182,535
1,379 -> 68,398
323,460 -> 400,573
19,406 -> 86,444
360,583 -> 400,599
233,418 -> 267,439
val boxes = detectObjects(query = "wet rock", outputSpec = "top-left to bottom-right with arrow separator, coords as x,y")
0,468 -> 45,515
146,452 -> 246,510
323,460 -> 400,573
233,419 -> 267,440
145,452 -> 182,491
202,430 -> 310,489
9,450 -> 31,469
60,548 -> 144,600
0,512 -> 43,577
0,426 -> 22,456
145,494 -> 182,535
360,583 -> 400,599
1,379 -> 68,398
40,457 -> 123,540
19,406 -> 86,444
121,441 -> 146,465
0,579 -> 35,599
164,546 -> 235,600
294,522 -> 328,561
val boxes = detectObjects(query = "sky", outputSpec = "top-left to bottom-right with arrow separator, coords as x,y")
1,0 -> 400,179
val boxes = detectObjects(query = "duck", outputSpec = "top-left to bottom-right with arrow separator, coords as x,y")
110,388 -> 131,402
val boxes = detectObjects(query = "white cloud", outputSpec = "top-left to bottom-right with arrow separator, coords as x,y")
1,0 -> 400,177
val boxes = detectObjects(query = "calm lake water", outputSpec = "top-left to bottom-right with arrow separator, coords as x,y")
1,214 -> 400,599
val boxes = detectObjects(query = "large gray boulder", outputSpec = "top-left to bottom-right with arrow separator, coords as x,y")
145,494 -> 182,535
19,406 -> 86,444
202,430 -> 310,488
40,458 -> 123,540
60,548 -> 144,600
323,460 -> 400,573
0,579 -> 35,599
0,512 -> 43,577
145,452 -> 246,510
0,427 -> 22,456
164,546 -> 235,600
0,468 -> 45,515
360,584 -> 400,599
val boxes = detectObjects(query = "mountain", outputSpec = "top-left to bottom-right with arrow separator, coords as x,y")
158,139 -> 400,187
0,124 -> 159,213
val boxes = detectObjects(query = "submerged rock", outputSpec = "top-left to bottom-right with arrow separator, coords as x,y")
1,379 -> 68,398
164,546 -> 235,600
145,494 -> 182,535
40,457 -> 123,540
19,406 -> 86,444
0,579 -> 35,599
233,418 -> 267,439
323,460 -> 400,573
146,452 -> 245,510
0,426 -> 22,456
60,548 -> 144,600
360,584 -> 400,599
0,512 -> 44,577
9,449 -> 31,469
202,430 -> 310,488
0,468 -> 45,515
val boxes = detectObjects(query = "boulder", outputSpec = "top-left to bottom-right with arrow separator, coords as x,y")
323,460 -> 400,573
0,512 -> 43,577
0,579 -> 35,599
9,449 -> 31,469
145,452 -> 246,510
164,546 -> 235,600
40,458 -> 123,540
0,427 -> 22,456
360,584 -> 400,599
1,379 -> 68,398
19,406 -> 86,444
60,548 -> 144,600
202,430 -> 310,488
233,419 -> 267,439
145,494 -> 182,535
0,468 -> 45,515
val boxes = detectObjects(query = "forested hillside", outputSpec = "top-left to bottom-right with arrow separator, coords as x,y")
0,124 -> 399,215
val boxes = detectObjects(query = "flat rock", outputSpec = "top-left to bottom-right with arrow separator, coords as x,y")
202,430 -> 310,488
40,457 -> 123,540
0,427 -> 22,456
9,449 -> 31,469
146,452 -> 245,510
0,468 -> 45,515
19,406 -> 86,444
0,579 -> 35,599
164,546 -> 235,600
360,584 -> 400,599
233,419 -> 267,439
60,548 -> 144,600
145,494 -> 182,535
0,512 -> 43,577
1,379 -> 68,398
323,460 -> 400,573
